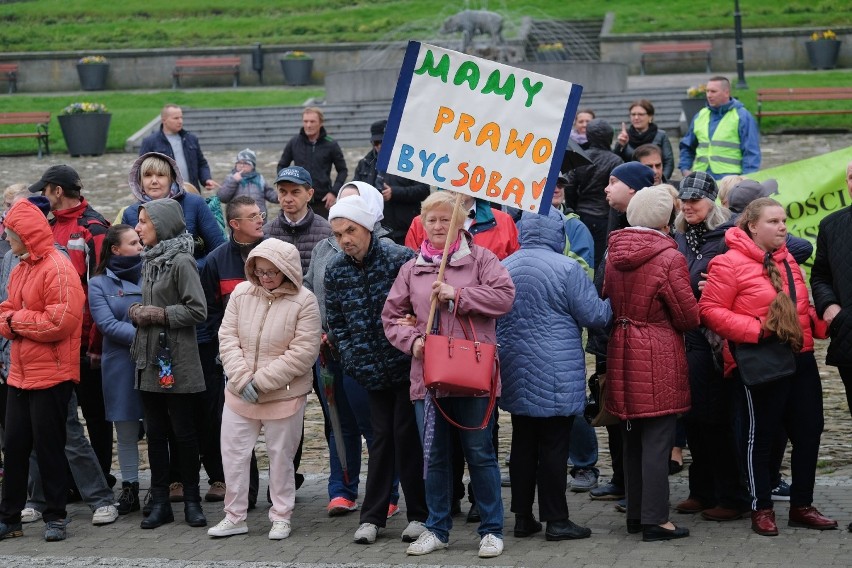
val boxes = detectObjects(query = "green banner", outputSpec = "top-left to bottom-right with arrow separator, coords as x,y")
749,145 -> 852,270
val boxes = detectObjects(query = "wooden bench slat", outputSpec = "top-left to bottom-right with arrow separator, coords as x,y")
0,111 -> 50,158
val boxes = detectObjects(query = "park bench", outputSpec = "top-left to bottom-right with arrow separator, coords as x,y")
639,42 -> 712,75
172,57 -> 241,89
0,112 -> 50,158
756,87 -> 852,126
0,63 -> 18,94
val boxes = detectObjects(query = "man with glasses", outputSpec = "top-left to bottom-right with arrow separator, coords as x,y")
198,195 -> 268,505
354,119 -> 431,245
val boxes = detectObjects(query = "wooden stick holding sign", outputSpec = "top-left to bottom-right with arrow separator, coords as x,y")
424,192 -> 465,335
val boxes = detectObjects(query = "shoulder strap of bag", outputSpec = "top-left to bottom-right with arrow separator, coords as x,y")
783,260 -> 796,304
430,360 -> 499,431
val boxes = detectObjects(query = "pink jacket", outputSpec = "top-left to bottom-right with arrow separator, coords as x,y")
383,236 -> 515,401
218,239 -> 321,407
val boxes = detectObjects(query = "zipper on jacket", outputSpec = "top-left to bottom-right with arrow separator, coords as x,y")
252,297 -> 274,375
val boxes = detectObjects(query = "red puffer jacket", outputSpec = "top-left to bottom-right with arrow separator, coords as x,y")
0,200 -> 85,389
603,228 -> 700,420
699,226 -> 813,377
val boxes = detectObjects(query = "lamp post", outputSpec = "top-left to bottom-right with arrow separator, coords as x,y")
733,0 -> 748,89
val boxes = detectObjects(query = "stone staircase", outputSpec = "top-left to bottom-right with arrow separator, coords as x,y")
127,87 -> 688,154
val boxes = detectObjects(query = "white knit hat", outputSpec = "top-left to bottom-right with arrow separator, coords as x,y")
626,185 -> 674,229
328,195 -> 375,230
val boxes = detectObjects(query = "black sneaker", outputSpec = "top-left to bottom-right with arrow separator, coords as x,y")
771,480 -> 791,501
589,482 -> 625,500
44,519 -> 66,542
0,521 -> 23,539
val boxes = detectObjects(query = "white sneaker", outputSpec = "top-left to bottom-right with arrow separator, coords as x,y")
406,530 -> 448,555
208,517 -> 248,538
92,505 -> 119,526
478,533 -> 504,558
401,520 -> 427,542
354,522 -> 378,544
268,520 -> 291,540
21,507 -> 42,524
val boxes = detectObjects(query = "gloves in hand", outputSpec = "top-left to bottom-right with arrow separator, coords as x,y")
240,380 -> 259,404
128,304 -> 168,327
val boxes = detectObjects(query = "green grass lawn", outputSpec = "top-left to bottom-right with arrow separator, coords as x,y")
0,88 -> 322,155
0,1 -> 849,52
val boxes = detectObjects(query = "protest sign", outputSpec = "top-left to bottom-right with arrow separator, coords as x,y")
378,41 -> 583,214
749,145 -> 852,271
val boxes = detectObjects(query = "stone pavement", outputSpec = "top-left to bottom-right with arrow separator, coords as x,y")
0,472 -> 851,568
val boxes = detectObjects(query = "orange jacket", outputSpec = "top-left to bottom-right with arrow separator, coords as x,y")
0,200 -> 84,389
405,206 -> 519,260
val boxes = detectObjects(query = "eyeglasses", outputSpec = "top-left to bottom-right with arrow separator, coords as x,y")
234,212 -> 266,222
254,268 -> 280,279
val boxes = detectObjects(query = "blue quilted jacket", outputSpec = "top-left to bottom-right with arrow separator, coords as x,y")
497,211 -> 612,417
324,235 -> 416,390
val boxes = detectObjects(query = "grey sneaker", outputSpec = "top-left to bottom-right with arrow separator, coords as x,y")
570,468 -> 599,492
44,519 -> 66,542
21,507 -> 42,523
92,504 -> 119,525
401,520 -> 427,542
354,522 -> 378,544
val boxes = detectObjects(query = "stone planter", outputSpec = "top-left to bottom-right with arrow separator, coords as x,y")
805,40 -> 842,69
76,63 -> 110,91
280,58 -> 313,86
681,98 -> 706,124
58,113 -> 111,156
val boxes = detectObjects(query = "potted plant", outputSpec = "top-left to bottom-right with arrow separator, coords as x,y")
805,30 -> 842,70
534,42 -> 568,62
280,51 -> 313,86
57,102 -> 111,157
76,55 -> 110,91
681,84 -> 707,124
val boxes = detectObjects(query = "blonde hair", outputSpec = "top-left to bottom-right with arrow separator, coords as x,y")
4,183 -> 28,205
303,106 -> 324,123
421,191 -> 467,230
717,175 -> 746,208
140,156 -> 174,180
737,197 -> 803,351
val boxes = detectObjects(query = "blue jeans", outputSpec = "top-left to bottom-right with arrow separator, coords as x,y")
569,415 -> 599,475
316,359 -> 399,504
415,397 -> 503,542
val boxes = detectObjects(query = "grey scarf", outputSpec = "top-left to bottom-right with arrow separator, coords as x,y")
141,233 -> 195,283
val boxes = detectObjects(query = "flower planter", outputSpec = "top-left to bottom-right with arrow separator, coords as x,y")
58,113 -> 111,157
76,63 -> 110,91
805,40 -> 842,70
280,58 -> 313,86
681,98 -> 706,124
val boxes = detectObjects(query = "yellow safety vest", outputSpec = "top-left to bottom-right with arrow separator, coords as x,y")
693,107 -> 742,175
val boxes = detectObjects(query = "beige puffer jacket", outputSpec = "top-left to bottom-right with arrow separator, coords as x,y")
218,239 -> 321,403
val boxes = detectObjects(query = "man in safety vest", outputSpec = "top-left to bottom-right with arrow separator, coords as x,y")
678,76 -> 761,180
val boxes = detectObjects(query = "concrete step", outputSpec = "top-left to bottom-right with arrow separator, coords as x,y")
129,85 -> 690,154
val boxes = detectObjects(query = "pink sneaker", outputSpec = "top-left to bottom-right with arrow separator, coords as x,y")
387,503 -> 400,519
327,497 -> 358,517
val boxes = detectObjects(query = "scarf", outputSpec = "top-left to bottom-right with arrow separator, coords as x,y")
684,222 -> 708,256
570,128 -> 588,146
141,233 -> 195,283
420,234 -> 461,264
239,170 -> 262,186
107,254 -> 143,284
627,122 -> 659,148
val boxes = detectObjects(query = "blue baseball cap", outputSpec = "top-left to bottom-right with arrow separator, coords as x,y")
275,166 -> 312,187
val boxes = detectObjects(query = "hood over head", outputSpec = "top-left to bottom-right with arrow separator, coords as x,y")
608,227 -> 676,272
338,181 -> 384,223
128,152 -> 185,202
3,199 -> 54,260
517,208 -> 566,254
585,119 -> 614,149
141,198 -> 186,242
244,238 -> 303,294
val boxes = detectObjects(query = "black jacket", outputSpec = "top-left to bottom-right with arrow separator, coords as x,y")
277,127 -> 348,198
811,206 -> 852,366
565,120 -> 623,218
354,148 -> 431,244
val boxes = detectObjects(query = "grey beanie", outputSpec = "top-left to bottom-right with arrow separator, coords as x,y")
236,148 -> 257,167
627,185 -> 674,230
